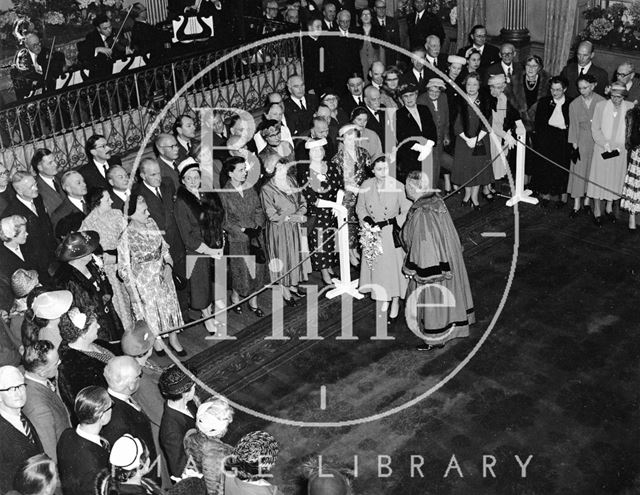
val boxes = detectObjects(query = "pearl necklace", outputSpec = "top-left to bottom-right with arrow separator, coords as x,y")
525,76 -> 538,91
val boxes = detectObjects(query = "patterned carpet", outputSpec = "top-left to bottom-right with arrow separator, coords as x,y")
187,197 -> 640,495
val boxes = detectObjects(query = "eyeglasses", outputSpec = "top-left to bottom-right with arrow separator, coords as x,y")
0,383 -> 26,393
102,403 -> 114,414
616,71 -> 633,77
385,77 -> 399,82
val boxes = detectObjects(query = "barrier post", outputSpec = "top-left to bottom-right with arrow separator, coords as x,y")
506,122 -> 538,207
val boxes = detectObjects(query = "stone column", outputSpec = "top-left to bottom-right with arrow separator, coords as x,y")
500,0 -> 530,46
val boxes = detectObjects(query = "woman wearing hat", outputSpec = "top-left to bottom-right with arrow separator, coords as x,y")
183,398 -> 234,495
57,307 -> 118,411
567,74 -> 604,217
451,72 -> 493,209
220,157 -> 268,315
301,138 -> 341,286
224,431 -> 280,495
189,141 -> 224,192
117,196 -> 185,356
174,158 -> 230,332
356,156 -> 412,324
587,82 -> 634,224
158,365 -> 197,481
260,157 -> 312,304
331,123 -> 370,265
402,171 -> 475,351
8,274 -> 42,352
350,107 -> 383,159
321,90 -> 349,128
22,289 -> 73,349
622,102 -> 640,231
0,215 -> 36,313
55,231 -> 125,342
257,120 -> 295,181
80,188 -> 134,332
254,102 -> 295,155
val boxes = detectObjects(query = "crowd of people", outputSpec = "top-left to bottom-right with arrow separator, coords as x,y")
2,0 -> 640,494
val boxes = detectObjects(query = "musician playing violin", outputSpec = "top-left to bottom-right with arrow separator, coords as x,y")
78,14 -> 129,80
11,33 -> 65,101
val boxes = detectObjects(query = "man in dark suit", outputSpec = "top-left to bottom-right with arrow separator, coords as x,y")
101,357 -> 157,466
57,386 -> 112,495
372,0 -> 401,65
407,0 -> 445,48
322,1 -> 338,31
130,3 -> 168,59
9,33 -> 64,101
77,134 -> 122,198
484,43 -> 522,86
173,114 -> 198,163
325,9 -> 361,90
294,115 -> 337,184
0,164 -> 14,216
559,41 -> 609,99
78,15 -> 125,80
51,171 -> 88,237
283,75 -> 319,136
417,78 -> 451,185
0,366 -> 44,493
153,134 -> 181,191
400,47 -> 429,95
395,83 -> 438,184
363,85 -> 386,148
107,165 -> 130,212
4,172 -> 56,282
22,341 -> 71,463
457,24 -> 500,69
31,149 -> 65,217
423,35 -> 449,81
339,73 -> 366,119
614,61 -> 640,104
131,158 -> 186,309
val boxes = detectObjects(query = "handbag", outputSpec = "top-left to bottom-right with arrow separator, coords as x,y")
391,220 -> 403,249
249,236 -> 267,264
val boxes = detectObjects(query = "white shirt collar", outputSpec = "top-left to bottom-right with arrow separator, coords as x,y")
68,196 -> 84,212
16,195 -> 36,211
24,372 -> 49,387
0,408 -> 23,433
413,68 -> 423,79
501,61 -> 513,73
76,426 -> 103,447
176,136 -> 190,150
473,44 -> 485,53
579,62 -> 592,74
108,388 -> 131,402
113,189 -> 129,201
159,156 -> 175,168
39,175 -> 56,190
339,28 -> 349,36
4,242 -> 24,260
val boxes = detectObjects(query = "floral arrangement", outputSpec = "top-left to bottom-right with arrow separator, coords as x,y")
397,0 -> 458,26
359,224 -> 383,270
579,3 -> 640,50
0,0 -> 128,48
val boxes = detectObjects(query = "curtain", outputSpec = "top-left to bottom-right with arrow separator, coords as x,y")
543,0 -> 578,76
456,0 -> 487,51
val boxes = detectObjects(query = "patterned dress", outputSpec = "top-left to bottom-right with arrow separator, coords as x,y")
81,207 -> 134,332
622,105 -> 640,213
117,218 -> 184,337
330,145 -> 370,248
302,160 -> 342,270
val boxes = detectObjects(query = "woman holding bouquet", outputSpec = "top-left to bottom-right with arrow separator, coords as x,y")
357,156 -> 412,324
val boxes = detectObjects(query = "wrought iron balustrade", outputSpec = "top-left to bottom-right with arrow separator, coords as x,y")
0,18 -> 300,173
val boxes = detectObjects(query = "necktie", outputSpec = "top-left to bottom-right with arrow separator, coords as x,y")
127,397 -> 141,411
53,180 -> 61,194
579,67 -> 585,76
20,414 -> 36,444
81,199 -> 87,214
418,72 -> 423,84
155,187 -> 162,200
380,19 -> 385,27
507,66 -> 512,78
27,201 -> 38,215
300,98 -> 307,111
47,379 -> 56,393
100,437 -> 110,451
416,12 -> 421,23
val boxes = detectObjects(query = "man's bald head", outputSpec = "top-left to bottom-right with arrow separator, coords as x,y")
364,85 -> 381,111
0,366 -> 23,388
24,34 -> 41,54
369,61 -> 385,85
287,75 -> 305,98
103,356 -> 141,394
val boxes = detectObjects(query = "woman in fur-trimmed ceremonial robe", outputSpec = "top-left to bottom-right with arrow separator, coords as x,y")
401,171 -> 475,352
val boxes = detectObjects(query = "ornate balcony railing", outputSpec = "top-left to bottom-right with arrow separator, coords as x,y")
0,18 -> 301,173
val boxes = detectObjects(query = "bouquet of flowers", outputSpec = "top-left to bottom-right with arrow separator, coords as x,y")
579,3 -> 640,50
359,223 -> 383,270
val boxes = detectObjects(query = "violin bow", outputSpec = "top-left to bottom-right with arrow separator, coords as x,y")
43,36 -> 56,82
110,5 -> 134,51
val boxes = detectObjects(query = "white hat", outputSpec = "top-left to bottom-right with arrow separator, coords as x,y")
488,73 -> 507,85
305,138 -> 327,149
338,124 -> 359,137
110,434 -> 144,470
177,157 -> 200,179
32,291 -> 73,320
427,78 -> 446,89
447,55 -> 467,65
